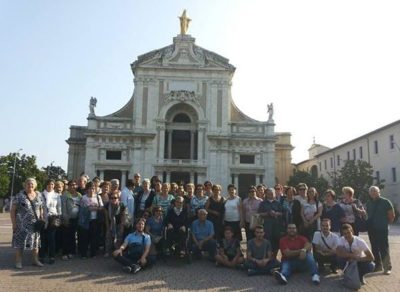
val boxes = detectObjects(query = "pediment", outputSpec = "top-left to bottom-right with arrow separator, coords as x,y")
131,35 -> 235,72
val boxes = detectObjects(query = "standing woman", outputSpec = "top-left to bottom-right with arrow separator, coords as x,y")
11,178 -> 44,269
79,181 -> 104,258
242,185 -> 262,239
224,184 -> 243,240
190,184 -> 209,222
339,186 -> 366,235
321,189 -> 345,234
300,187 -> 322,241
135,179 -> 155,219
39,179 -> 62,264
205,184 -> 225,241
152,182 -> 174,218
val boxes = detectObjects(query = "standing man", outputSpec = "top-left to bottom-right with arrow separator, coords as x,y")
274,223 -> 320,285
120,179 -> 135,234
366,186 -> 395,275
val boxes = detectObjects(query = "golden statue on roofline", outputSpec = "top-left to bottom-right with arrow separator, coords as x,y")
179,9 -> 191,35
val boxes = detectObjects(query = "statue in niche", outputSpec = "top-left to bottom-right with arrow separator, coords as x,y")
179,9 -> 191,35
267,103 -> 274,121
89,96 -> 97,117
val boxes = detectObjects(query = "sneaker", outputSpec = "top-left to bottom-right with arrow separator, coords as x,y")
274,271 -> 288,285
384,269 -> 391,275
247,269 -> 257,276
361,277 -> 367,285
15,262 -> 22,269
312,274 -> 320,285
132,264 -> 141,274
122,266 -> 132,273
62,255 -> 68,261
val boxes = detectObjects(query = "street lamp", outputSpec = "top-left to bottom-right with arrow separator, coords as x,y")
10,148 -> 23,202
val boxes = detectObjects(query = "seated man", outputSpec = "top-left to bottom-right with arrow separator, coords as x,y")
112,218 -> 153,274
336,223 -> 375,285
191,209 -> 217,260
246,225 -> 280,276
165,196 -> 188,257
312,218 -> 339,273
274,223 -> 320,285
215,225 -> 244,268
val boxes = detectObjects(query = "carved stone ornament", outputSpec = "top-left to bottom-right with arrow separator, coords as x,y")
165,90 -> 200,105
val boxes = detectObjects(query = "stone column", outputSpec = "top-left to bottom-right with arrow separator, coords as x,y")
121,172 -> 126,189
168,130 -> 172,159
158,125 -> 166,160
198,127 -> 205,161
99,170 -> 104,181
166,172 -> 171,183
190,172 -> 194,184
190,131 -> 195,160
233,174 -> 238,187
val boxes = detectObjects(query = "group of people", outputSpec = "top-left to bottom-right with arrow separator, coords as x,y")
10,173 -> 395,287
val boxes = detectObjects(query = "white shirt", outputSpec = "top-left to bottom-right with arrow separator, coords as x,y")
224,196 -> 240,222
312,231 -> 339,252
81,195 -> 103,220
120,186 -> 135,223
338,236 -> 369,258
42,190 -> 61,217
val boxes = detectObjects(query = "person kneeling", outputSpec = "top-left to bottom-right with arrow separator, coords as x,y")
113,218 -> 153,274
246,225 -> 280,276
215,226 -> 244,268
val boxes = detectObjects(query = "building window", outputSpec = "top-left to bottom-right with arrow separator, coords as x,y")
375,171 -> 380,183
353,149 -> 356,160
240,155 -> 255,164
390,135 -> 395,149
374,140 -> 379,154
324,160 -> 327,170
392,167 -> 397,182
330,157 -> 333,168
359,146 -> 363,159
347,151 -> 350,160
106,150 -> 122,160
337,155 -> 340,166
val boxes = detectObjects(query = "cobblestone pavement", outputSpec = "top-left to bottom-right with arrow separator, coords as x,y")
1,213 -> 399,291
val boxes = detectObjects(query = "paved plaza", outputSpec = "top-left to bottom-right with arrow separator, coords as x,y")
1,213 -> 399,291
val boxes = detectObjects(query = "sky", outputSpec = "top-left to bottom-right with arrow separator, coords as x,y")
1,0 -> 399,171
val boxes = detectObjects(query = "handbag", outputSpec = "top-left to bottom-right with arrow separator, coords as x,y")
25,192 -> 45,232
343,261 -> 361,290
48,215 -> 61,228
249,214 -> 264,230
353,200 -> 367,233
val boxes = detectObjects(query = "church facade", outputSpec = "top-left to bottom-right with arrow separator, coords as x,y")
67,28 -> 293,194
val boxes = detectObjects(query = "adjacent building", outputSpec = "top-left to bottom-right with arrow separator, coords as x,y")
297,120 -> 400,206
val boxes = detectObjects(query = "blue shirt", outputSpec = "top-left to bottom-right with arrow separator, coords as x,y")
124,231 -> 151,248
146,216 -> 164,236
191,219 -> 214,241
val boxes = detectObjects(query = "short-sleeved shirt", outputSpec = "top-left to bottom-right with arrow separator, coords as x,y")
81,195 -> 103,220
124,231 -> 151,248
243,197 -> 262,223
218,238 -> 240,259
321,203 -> 345,233
153,194 -> 174,217
146,216 -> 164,236
191,219 -> 214,241
312,231 -> 339,252
366,197 -> 394,230
337,236 -> 369,258
279,235 -> 308,260
247,238 -> 271,260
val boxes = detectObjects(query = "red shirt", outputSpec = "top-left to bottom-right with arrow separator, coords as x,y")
279,235 -> 308,260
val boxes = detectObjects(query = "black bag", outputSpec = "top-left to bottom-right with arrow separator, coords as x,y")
25,192 -> 45,232
355,214 -> 367,233
48,215 -> 61,228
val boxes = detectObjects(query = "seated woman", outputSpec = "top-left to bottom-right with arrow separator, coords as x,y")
145,206 -> 165,258
336,223 -> 375,285
165,196 -> 188,257
215,226 -> 244,268
113,218 -> 154,274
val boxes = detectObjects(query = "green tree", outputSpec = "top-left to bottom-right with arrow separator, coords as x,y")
287,170 -> 329,194
0,164 -> 10,198
42,164 -> 67,181
0,153 -> 47,196
328,160 -> 384,202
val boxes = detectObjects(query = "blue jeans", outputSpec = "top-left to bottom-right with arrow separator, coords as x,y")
281,253 -> 319,278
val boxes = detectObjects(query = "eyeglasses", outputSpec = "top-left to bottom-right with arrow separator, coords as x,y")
110,197 -> 118,200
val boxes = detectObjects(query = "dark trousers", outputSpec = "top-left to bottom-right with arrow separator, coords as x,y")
39,227 -> 57,259
313,252 -> 338,270
191,239 -> 217,260
166,228 -> 186,252
62,218 -> 78,255
114,253 -> 155,268
246,258 -> 280,274
368,228 -> 391,270
79,219 -> 99,257
224,221 -> 241,240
